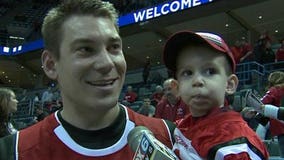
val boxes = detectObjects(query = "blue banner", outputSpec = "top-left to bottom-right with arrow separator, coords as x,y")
0,0 -> 214,56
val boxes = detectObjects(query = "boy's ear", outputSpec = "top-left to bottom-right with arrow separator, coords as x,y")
41,50 -> 58,80
226,74 -> 239,95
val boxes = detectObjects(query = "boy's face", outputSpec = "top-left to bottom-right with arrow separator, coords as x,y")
42,15 -> 126,112
176,46 -> 237,117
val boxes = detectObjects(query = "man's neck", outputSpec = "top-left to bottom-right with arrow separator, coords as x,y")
61,103 -> 120,130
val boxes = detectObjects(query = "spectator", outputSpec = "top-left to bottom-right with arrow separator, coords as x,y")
137,98 -> 155,117
163,31 -> 268,159
276,39 -> 284,62
0,88 -> 18,138
33,93 -> 40,102
123,85 -> 137,103
0,0 -> 175,159
155,78 -> 189,121
142,58 -> 151,84
260,71 -> 284,157
151,85 -> 164,106
41,87 -> 53,105
34,105 -> 49,122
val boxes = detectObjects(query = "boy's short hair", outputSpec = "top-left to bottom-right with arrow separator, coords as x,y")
163,31 -> 236,74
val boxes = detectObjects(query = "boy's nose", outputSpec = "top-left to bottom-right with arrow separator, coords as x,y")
192,74 -> 204,87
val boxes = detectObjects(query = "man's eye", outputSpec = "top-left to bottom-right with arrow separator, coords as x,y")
108,43 -> 121,53
78,47 -> 94,53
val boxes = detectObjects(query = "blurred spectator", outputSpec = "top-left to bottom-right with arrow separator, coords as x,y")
155,78 -> 189,121
34,105 -> 49,122
123,85 -> 137,104
151,85 -> 164,106
0,88 -> 18,138
230,40 -> 253,64
260,71 -> 284,157
137,98 -> 155,117
254,38 -> 274,64
41,87 -> 53,105
262,40 -> 275,64
276,39 -> 284,62
33,93 -> 40,102
18,89 -> 28,102
142,58 -> 151,84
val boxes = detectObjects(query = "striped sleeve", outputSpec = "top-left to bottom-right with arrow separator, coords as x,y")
207,137 -> 266,160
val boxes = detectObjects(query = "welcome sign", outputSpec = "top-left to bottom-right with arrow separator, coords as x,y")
119,0 -> 214,27
1,0 -> 215,55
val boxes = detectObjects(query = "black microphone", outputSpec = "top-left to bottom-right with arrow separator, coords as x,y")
127,126 -> 179,160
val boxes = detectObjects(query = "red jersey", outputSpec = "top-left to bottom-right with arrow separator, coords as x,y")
276,48 -> 284,61
124,91 -> 137,103
155,97 -> 189,121
261,86 -> 284,136
3,106 -> 173,160
173,107 -> 269,160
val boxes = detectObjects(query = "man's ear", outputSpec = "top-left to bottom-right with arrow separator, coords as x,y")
226,74 -> 239,95
41,50 -> 58,80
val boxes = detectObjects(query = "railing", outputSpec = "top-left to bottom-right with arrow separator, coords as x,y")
236,61 -> 284,92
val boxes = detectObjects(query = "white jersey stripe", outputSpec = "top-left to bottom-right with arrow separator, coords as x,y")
215,143 -> 261,160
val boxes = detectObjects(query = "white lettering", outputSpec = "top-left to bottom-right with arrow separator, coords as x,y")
153,6 -> 161,17
161,3 -> 169,15
181,0 -> 192,9
134,11 -> 146,22
193,0 -> 201,7
146,8 -> 154,20
170,1 -> 180,12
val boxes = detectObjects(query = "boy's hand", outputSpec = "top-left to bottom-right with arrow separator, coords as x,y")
244,90 -> 264,114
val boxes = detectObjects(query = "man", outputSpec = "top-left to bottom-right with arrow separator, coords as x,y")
137,98 -> 156,117
155,78 -> 189,121
0,0 -> 175,159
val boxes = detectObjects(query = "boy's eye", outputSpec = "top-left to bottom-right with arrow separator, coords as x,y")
180,70 -> 192,77
204,68 -> 216,75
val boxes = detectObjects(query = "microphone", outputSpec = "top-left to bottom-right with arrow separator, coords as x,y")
127,126 -> 179,160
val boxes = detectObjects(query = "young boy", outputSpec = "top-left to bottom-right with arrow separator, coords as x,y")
163,31 -> 269,159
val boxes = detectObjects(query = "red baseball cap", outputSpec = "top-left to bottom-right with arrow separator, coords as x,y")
163,31 -> 236,73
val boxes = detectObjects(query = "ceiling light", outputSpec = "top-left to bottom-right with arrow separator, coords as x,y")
158,39 -> 162,42
157,61 -> 160,64
146,56 -> 150,59
241,37 -> 245,40
2,71 -> 4,74
8,80 -> 11,83
258,15 -> 262,19
127,46 -> 130,49
5,76 -> 8,79
21,66 -> 24,69
275,30 -> 279,33
225,24 -> 229,27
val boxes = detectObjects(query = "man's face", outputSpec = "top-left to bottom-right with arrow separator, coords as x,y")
43,15 -> 126,112
176,46 -> 237,116
143,98 -> 151,106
